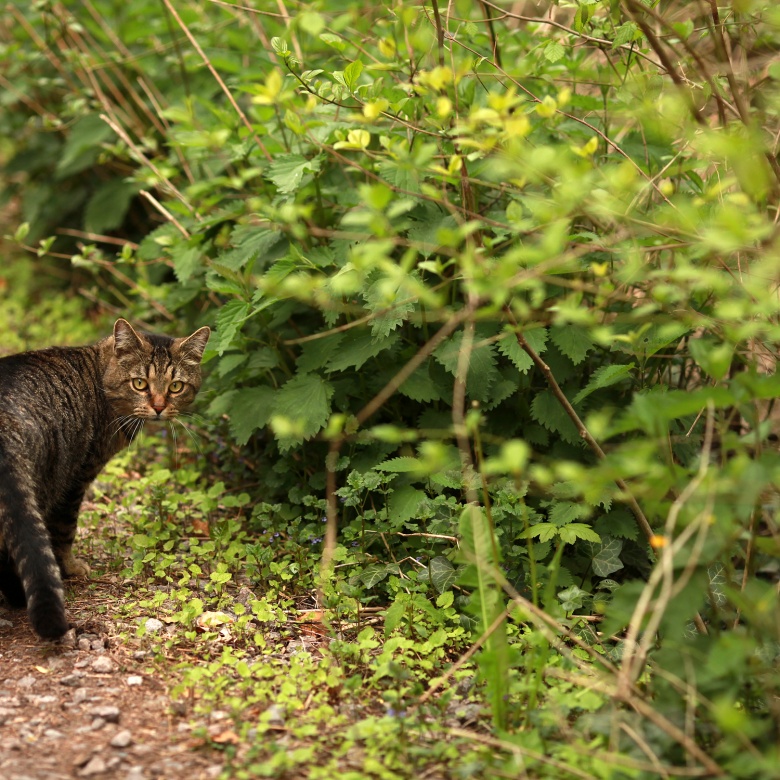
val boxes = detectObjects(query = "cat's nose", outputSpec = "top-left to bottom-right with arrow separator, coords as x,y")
151,397 -> 166,415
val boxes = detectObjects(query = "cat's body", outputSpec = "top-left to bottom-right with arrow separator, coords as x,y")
0,319 -> 209,639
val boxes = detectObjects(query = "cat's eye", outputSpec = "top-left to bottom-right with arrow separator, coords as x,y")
169,380 -> 184,393
131,378 -> 148,391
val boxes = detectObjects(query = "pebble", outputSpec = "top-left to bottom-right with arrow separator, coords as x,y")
43,728 -> 64,739
89,705 -> 120,724
17,676 -> 36,689
0,618 -> 13,628
73,688 -> 91,705
91,717 -> 106,730
60,673 -> 85,687
78,638 -> 92,651
110,729 -> 133,748
91,656 -> 117,674
78,756 -> 107,777
127,676 -> 143,686
144,618 -> 164,633
126,767 -> 145,780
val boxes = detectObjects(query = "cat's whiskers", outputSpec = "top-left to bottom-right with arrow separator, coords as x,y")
172,417 -> 204,455
167,420 -> 180,470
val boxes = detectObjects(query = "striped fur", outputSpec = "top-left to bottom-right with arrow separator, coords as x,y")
0,319 -> 209,640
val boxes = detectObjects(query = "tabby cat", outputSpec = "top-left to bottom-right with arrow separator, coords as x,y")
0,319 -> 210,640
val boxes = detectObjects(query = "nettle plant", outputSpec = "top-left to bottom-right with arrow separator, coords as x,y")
5,0 -> 780,773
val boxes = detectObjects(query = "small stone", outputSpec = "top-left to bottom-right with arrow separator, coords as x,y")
0,707 -> 17,725
264,704 -> 285,726
60,673 -> 85,687
131,651 -> 147,661
0,618 -> 13,628
91,639 -> 106,651
110,729 -> 133,748
18,676 -> 36,689
125,767 -> 145,780
78,638 -> 92,651
91,717 -> 106,730
89,705 -> 120,724
126,676 -> 143,686
44,728 -> 65,739
144,618 -> 163,633
72,688 -> 91,705
91,656 -> 116,674
79,755 -> 107,777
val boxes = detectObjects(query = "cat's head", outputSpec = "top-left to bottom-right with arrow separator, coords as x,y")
104,319 -> 210,420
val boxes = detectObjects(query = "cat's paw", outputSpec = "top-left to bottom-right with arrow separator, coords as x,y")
61,553 -> 91,579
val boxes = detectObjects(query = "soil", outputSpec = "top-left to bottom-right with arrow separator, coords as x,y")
0,583 -> 224,780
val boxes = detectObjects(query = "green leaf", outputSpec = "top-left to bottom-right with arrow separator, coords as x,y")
213,300 -> 251,355
343,59 -> 364,91
297,333 -> 345,373
267,154 -> 322,194
590,535 -> 624,577
398,362 -> 443,402
434,331 -> 500,402
360,563 -> 391,588
388,486 -> 426,523
530,390 -> 582,445
228,386 -> 276,445
497,328 -> 548,374
170,241 -> 204,283
429,556 -> 456,594
363,277 -> 415,338
84,179 -> 137,234
55,114 -> 114,179
272,372 -> 334,444
374,457 -> 424,473
327,330 -> 399,372
612,21 -> 639,48
573,363 -> 635,403
221,226 -> 283,271
550,325 -> 594,365
558,585 -> 588,612
544,41 -> 565,63
549,501 -> 588,527
558,523 -> 601,545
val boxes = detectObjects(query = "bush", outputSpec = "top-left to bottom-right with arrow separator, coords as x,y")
3,0 -> 780,774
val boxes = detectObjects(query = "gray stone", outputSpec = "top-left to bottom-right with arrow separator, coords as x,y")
110,729 -> 133,748
89,705 -> 120,723
79,756 -> 107,777
17,676 -> 36,689
91,656 -> 116,674
78,638 -> 92,651
60,673 -> 85,687
144,618 -> 163,633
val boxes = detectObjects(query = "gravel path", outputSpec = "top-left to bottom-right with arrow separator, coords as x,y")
0,590 -> 224,780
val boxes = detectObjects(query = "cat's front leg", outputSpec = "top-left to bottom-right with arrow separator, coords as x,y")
59,548 -> 91,578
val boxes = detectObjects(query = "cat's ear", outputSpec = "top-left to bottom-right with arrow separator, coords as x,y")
113,319 -> 144,359
178,326 -> 210,366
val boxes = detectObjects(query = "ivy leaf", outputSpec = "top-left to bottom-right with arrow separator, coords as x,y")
272,372 -> 334,444
590,535 -> 624,577
267,153 -> 322,194
551,325 -> 594,365
429,556 -> 456,594
228,386 -> 276,445
573,363 -> 635,403
360,563 -> 391,589
558,585 -> 588,612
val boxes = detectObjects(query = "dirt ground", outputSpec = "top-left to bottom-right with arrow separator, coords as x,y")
0,585 -> 224,780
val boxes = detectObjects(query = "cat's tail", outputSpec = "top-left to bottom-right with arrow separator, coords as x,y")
0,471 -> 69,640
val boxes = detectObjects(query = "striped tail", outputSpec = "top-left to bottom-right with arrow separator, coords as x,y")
0,475 -> 69,640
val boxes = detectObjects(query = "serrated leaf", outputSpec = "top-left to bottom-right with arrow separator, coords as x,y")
374,457 -> 424,473
559,523 -> 601,545
551,325 -> 594,365
213,300 -> 251,355
388,486 -> 427,523
272,372 -> 334,443
363,277 -> 415,338
573,363 -> 635,403
613,21 -> 639,48
220,226 -> 283,272
327,330 -> 398,372
544,41 -> 565,62
297,333 -> 344,373
267,154 -> 322,194
530,390 -> 582,444
594,509 -> 639,541
434,331 -> 499,402
398,362 -> 443,402
549,501 -> 588,527
343,59 -> 364,91
497,328 -> 548,373
590,535 -> 624,577
429,556 -> 456,594
84,179 -> 137,234
170,241 -> 203,283
227,386 -> 276,445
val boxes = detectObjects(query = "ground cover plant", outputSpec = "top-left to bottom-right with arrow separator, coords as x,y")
2,0 -> 780,777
